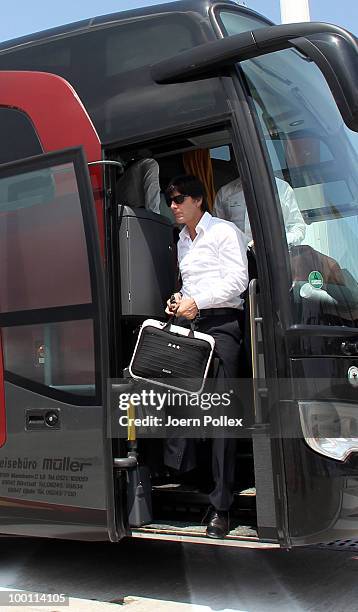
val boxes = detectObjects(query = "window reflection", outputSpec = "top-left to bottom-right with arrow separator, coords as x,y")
0,163 -> 92,313
239,49 -> 358,327
3,320 -> 95,395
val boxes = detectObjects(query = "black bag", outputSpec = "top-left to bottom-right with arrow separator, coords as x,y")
129,318 -> 215,393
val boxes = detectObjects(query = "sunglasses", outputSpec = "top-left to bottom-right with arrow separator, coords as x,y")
166,194 -> 190,205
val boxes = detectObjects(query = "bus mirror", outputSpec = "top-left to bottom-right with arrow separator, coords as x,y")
151,22 -> 358,132
0,169 -> 55,212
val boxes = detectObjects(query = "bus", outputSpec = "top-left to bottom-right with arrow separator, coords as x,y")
0,0 -> 357,548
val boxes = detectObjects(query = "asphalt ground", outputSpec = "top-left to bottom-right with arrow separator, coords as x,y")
0,536 -> 357,611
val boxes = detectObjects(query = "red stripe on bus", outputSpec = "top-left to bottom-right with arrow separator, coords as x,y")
0,71 -> 105,257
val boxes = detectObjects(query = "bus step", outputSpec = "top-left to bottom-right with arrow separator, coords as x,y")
136,519 -> 257,536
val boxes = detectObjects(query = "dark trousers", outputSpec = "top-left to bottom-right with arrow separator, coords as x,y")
164,311 -> 242,511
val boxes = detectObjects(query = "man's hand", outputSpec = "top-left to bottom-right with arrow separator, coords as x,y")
165,292 -> 182,316
176,297 -> 198,320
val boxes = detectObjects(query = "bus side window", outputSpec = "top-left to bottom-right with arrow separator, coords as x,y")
0,107 -> 43,164
0,161 -> 97,398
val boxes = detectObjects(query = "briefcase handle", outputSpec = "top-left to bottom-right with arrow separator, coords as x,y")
163,316 -> 197,338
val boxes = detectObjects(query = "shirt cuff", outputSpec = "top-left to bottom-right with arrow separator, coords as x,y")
286,231 -> 299,246
191,292 -> 212,310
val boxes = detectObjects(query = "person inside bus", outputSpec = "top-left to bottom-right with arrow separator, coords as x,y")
164,174 -> 249,539
117,151 -> 161,214
213,174 -> 305,247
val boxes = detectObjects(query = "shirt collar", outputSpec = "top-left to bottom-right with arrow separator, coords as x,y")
179,211 -> 212,240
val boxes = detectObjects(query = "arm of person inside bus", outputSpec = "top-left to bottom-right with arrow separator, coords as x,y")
212,187 -> 226,219
143,158 -> 161,214
275,177 -> 306,247
188,224 -> 249,311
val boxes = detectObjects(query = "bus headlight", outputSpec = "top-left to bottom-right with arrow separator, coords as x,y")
299,401 -> 358,461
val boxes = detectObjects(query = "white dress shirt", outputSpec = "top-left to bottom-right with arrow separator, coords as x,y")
213,177 -> 305,247
178,212 -> 249,310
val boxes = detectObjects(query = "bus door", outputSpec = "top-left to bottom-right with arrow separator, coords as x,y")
0,147 -> 117,541
228,25 -> 358,545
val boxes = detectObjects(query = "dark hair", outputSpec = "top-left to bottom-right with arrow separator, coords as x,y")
166,175 -> 209,212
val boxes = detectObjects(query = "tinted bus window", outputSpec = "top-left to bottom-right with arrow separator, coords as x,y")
216,10 -> 270,35
240,49 -> 358,328
3,320 -> 95,393
105,17 -> 198,75
0,163 -> 92,312
0,108 -> 43,164
0,14 -> 226,144
0,158 -> 98,399
0,15 -> 199,81
0,14 -> 203,109
216,15 -> 358,329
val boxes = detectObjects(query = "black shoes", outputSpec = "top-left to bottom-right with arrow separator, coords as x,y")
205,506 -> 229,539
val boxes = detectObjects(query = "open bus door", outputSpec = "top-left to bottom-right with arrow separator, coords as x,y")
0,72 -> 119,541
0,147 -> 117,541
228,24 -> 358,547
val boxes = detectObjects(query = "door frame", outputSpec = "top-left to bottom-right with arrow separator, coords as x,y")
0,146 -> 118,541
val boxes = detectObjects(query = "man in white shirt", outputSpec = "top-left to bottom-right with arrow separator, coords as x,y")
164,174 -> 249,539
213,176 -> 305,247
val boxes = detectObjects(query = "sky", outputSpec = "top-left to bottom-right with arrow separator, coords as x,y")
0,0 -> 357,43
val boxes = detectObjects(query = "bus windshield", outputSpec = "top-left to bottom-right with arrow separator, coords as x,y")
218,9 -> 358,328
